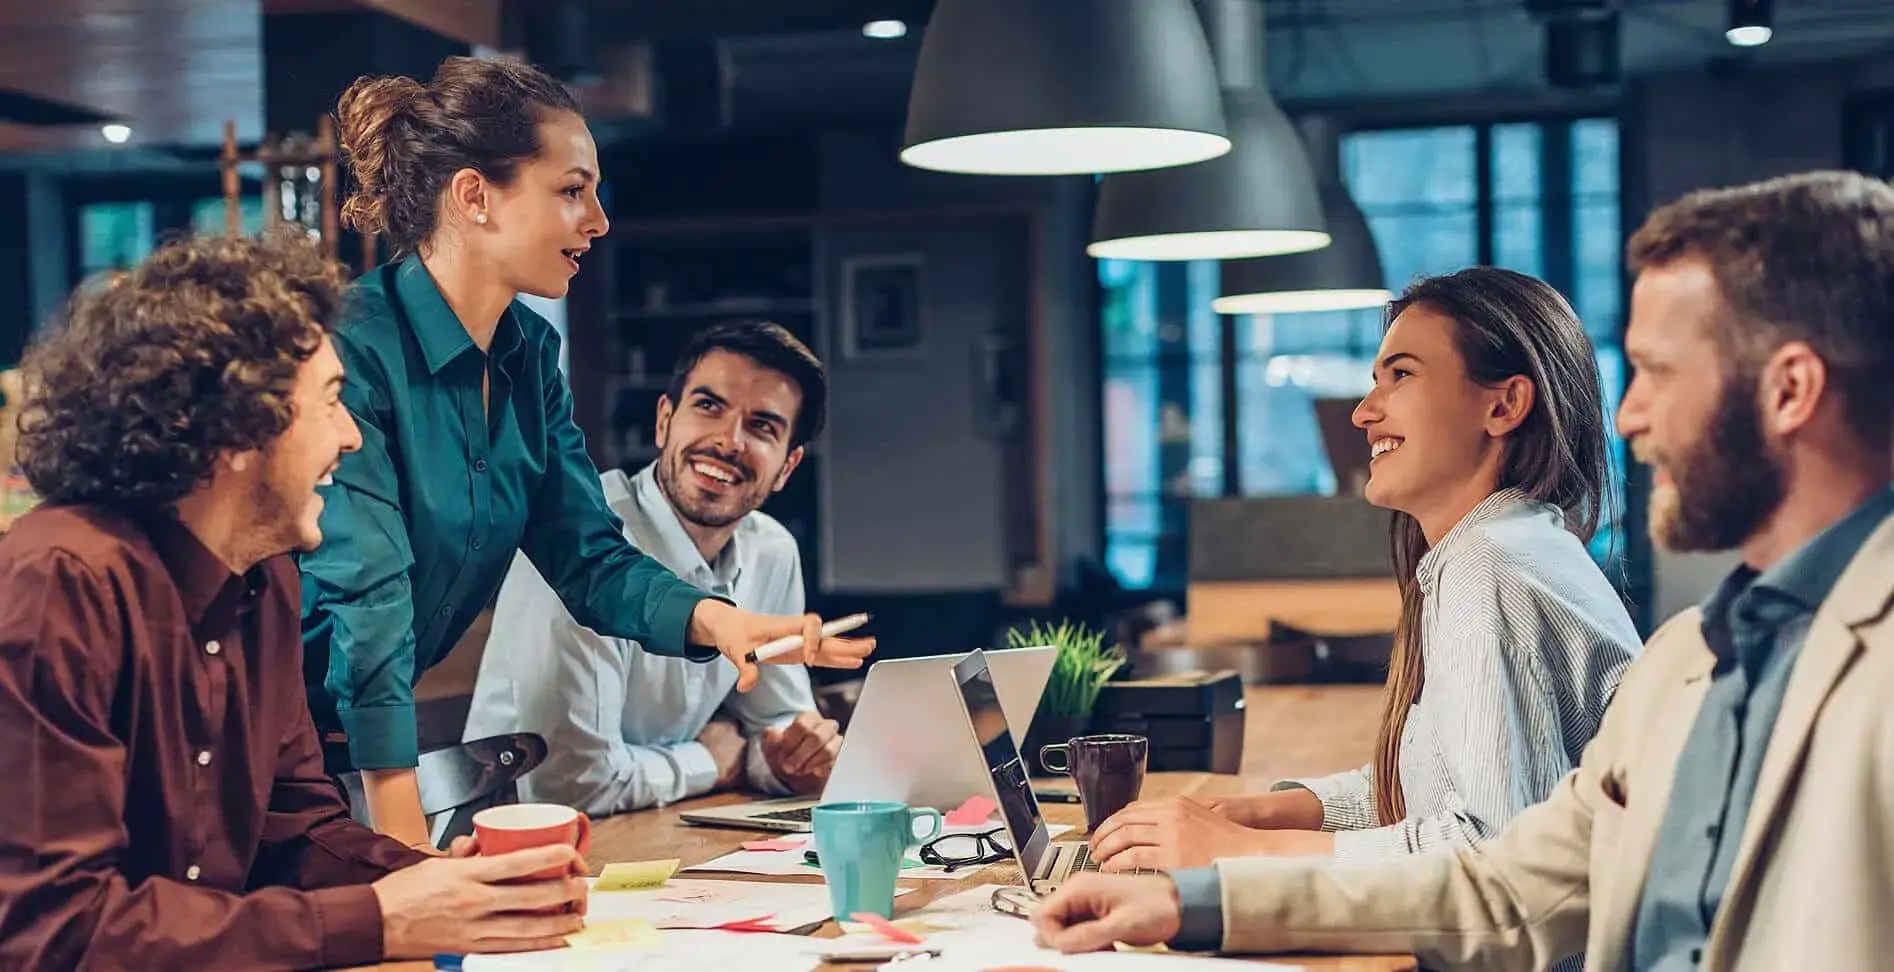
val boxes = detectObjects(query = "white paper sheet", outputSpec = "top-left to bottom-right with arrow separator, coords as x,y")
582,877 -> 910,932
816,885 -> 1298,971
460,929 -> 822,972
682,824 -> 1072,881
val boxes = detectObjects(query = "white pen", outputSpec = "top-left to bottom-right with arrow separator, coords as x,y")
743,612 -> 872,664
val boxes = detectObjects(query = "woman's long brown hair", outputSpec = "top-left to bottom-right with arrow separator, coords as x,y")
1370,267 -> 1615,825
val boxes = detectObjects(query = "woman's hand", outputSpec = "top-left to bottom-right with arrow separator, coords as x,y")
688,600 -> 875,692
1089,797 -> 1335,871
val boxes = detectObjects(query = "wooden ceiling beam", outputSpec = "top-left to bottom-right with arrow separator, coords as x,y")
262,0 -> 500,48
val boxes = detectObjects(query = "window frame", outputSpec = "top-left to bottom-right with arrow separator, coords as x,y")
1097,110 -> 1649,628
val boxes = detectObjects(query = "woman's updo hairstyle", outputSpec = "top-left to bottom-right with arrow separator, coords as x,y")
336,56 -> 581,254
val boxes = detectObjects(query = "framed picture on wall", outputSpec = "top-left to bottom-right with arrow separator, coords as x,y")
841,254 -> 924,359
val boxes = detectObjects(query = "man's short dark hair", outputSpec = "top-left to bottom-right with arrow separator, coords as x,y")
16,230 -> 344,507
1627,169 -> 1894,447
665,319 -> 827,449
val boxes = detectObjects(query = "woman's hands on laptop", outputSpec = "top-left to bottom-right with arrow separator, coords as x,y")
1089,796 -> 1335,871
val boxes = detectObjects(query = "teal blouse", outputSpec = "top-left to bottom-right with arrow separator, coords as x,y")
300,254 -> 716,771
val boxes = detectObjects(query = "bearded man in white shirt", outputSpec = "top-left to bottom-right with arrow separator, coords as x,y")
467,319 -> 841,814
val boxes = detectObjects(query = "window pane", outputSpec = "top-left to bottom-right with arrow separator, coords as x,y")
1492,123 -> 1542,203
1105,495 -> 1162,536
1575,199 -> 1622,338
81,203 -> 154,275
1105,537 -> 1157,589
1099,258 -> 1156,360
1493,203 -> 1544,278
1103,365 -> 1159,500
1367,210 -> 1480,290
1573,118 -> 1620,198
1588,345 -> 1630,572
1344,127 -> 1477,208
191,197 -> 265,237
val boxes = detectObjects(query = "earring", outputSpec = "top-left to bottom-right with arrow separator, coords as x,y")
475,211 -> 488,225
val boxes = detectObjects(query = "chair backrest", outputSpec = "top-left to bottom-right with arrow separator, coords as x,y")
337,732 -> 547,849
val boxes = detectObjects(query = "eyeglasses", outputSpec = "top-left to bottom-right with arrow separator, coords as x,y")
918,827 -> 1012,873
990,885 -> 1038,920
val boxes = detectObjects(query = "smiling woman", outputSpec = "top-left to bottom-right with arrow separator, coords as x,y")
299,56 -> 874,852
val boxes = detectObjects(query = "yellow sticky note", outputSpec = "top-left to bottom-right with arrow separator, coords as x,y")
566,918 -> 664,950
593,858 -> 680,891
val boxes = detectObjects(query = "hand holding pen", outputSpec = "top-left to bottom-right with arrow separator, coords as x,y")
688,601 -> 876,692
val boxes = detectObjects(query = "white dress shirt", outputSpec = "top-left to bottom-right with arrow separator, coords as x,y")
1279,488 -> 1641,863
465,463 -> 815,815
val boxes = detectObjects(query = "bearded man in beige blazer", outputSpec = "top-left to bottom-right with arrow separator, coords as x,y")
1031,169 -> 1894,972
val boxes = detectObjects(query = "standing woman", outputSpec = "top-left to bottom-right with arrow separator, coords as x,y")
301,57 -> 871,848
1090,268 -> 1640,878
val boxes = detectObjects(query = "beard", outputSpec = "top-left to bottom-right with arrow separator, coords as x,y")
1643,367 -> 1786,553
655,443 -> 773,530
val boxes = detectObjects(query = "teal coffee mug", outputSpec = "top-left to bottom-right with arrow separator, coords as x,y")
811,801 -> 944,919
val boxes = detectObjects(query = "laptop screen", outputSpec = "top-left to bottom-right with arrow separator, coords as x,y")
951,650 -> 1051,876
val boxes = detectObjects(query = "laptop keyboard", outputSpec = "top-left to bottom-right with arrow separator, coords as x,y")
1070,843 -> 1152,876
752,807 -> 814,823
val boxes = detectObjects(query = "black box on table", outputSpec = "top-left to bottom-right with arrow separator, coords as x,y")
1089,670 -> 1245,774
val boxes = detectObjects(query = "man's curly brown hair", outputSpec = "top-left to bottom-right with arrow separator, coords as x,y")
17,230 -> 346,507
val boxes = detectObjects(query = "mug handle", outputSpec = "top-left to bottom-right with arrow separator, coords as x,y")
1039,743 -> 1071,774
908,808 -> 944,845
573,813 -> 592,858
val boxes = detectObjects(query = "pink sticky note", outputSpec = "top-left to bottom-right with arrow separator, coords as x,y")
851,911 -> 925,944
742,837 -> 808,852
944,795 -> 999,827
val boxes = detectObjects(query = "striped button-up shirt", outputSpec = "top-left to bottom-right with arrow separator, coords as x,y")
1281,488 -> 1642,861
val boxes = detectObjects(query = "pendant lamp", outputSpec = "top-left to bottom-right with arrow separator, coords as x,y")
901,0 -> 1231,176
1089,0 -> 1328,261
1214,115 -> 1391,314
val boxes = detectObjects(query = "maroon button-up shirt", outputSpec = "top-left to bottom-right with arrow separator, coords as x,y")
0,505 -> 426,970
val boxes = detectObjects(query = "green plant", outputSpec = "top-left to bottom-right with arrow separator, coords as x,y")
1009,620 -> 1124,718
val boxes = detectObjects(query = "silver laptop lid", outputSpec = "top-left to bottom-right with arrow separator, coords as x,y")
949,649 -> 1051,877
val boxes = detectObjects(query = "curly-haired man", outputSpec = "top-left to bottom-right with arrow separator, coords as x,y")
0,232 -> 590,969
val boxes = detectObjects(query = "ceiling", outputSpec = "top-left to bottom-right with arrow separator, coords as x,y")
0,0 -> 261,154
2,0 -> 1893,163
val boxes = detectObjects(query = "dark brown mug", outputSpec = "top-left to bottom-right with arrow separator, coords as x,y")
1038,733 -> 1149,831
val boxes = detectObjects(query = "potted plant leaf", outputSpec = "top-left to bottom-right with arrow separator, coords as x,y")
1010,620 -> 1125,776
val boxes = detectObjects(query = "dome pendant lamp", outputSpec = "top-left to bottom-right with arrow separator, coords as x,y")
901,0 -> 1232,176
1089,0 -> 1329,262
1215,115 -> 1391,314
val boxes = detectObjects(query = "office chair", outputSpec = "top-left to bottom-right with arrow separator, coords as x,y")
337,732 -> 547,850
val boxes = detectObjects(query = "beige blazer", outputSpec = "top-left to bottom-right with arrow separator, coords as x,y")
1215,513 -> 1894,972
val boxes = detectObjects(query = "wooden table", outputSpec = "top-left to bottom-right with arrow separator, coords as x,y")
356,686 -> 1414,971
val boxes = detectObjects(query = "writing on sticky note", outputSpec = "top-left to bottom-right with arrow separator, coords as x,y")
566,918 -> 663,950
741,837 -> 807,852
945,795 -> 999,827
594,858 -> 679,891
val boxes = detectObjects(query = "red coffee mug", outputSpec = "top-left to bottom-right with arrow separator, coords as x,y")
471,803 -> 591,880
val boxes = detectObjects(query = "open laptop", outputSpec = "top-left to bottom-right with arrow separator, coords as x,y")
948,648 -> 1150,894
679,645 -> 1057,832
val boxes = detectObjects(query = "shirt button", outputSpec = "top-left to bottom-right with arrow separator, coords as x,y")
473,458 -> 489,473
196,750 -> 212,766
1691,948 -> 1703,964
440,603 -> 453,616
204,640 -> 221,656
185,865 -> 201,882
472,536 -> 484,551
1705,823 -> 1720,839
